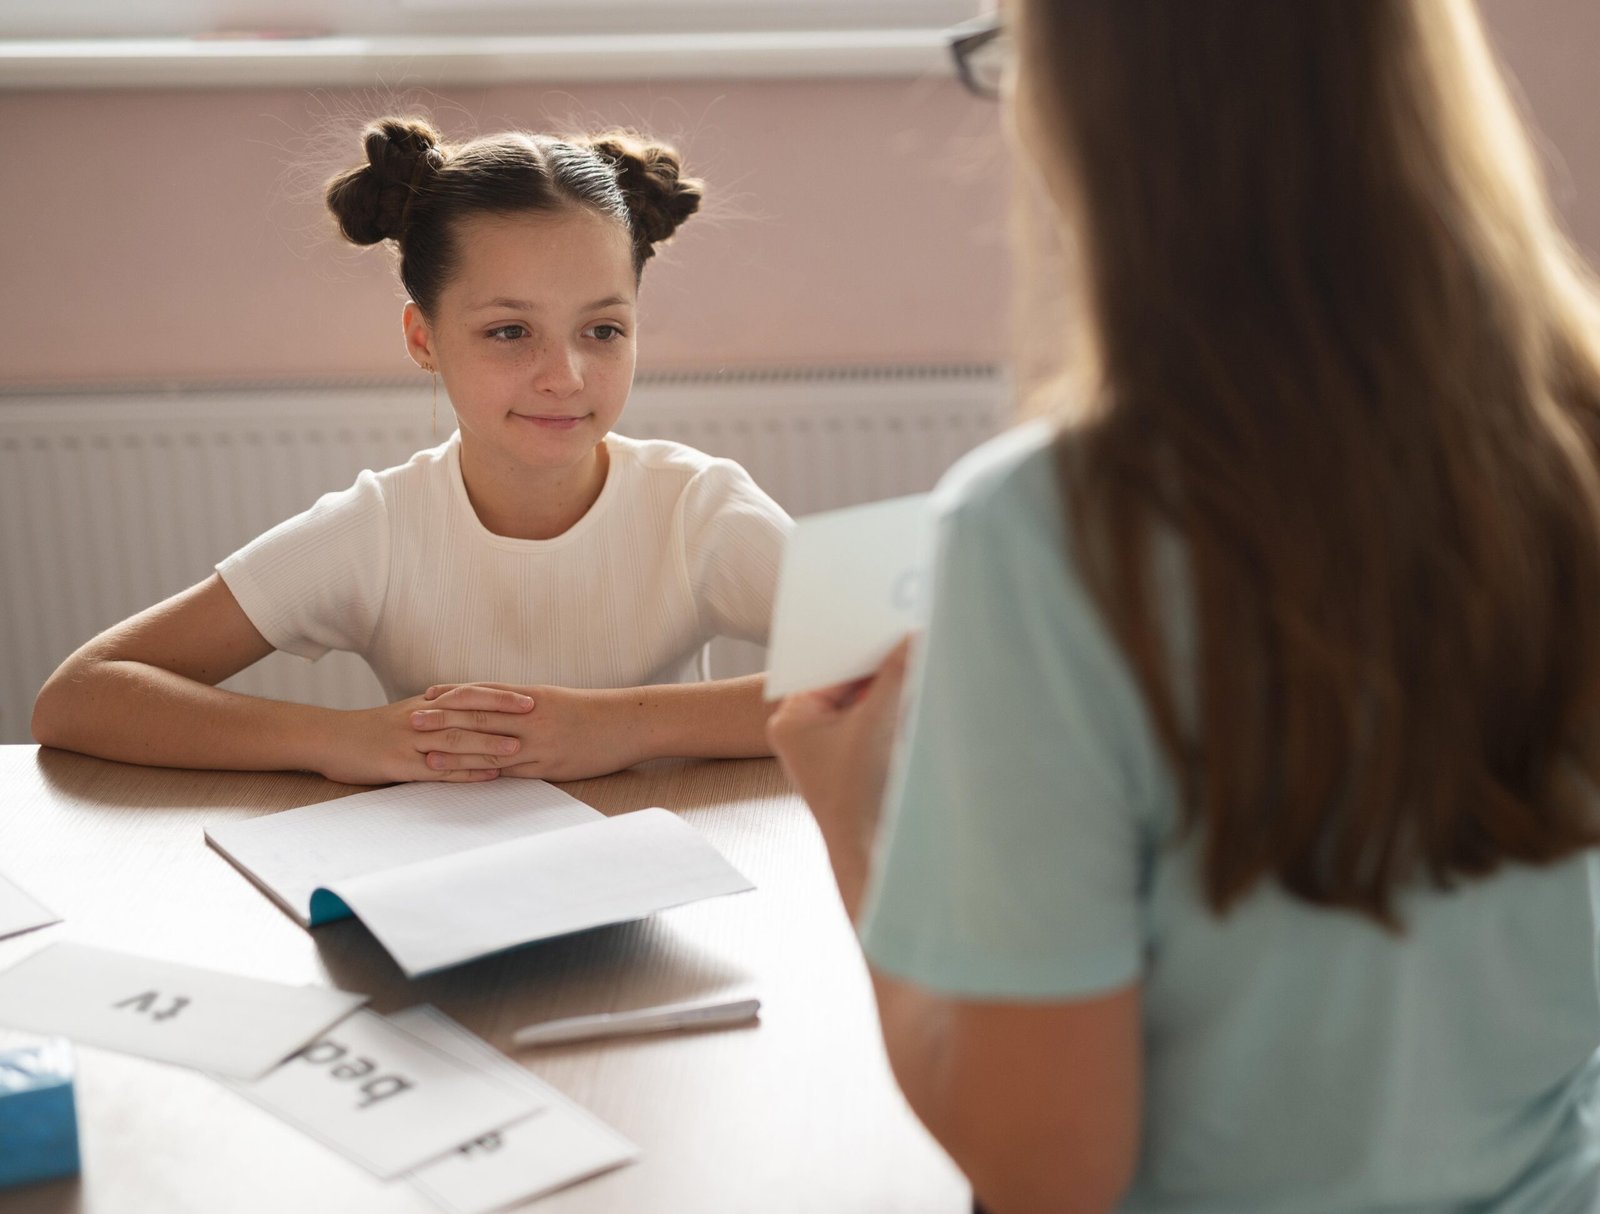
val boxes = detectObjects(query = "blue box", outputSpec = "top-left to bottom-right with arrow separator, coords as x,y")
0,1038 -> 81,1188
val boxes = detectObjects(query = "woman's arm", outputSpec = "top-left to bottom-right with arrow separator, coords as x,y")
412,673 -> 776,781
872,975 -> 1140,1214
32,574 -> 532,784
768,644 -> 1140,1214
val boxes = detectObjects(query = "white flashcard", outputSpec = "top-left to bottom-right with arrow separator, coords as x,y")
765,493 -> 934,699
0,870 -> 59,941
0,941 -> 366,1079
397,1006 -> 638,1214
225,1008 -> 545,1180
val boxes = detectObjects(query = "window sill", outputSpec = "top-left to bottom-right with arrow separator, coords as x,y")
0,29 -> 952,90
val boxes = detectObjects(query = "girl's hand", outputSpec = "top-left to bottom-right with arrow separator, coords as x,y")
319,687 -> 534,785
767,639 -> 913,918
413,683 -> 647,781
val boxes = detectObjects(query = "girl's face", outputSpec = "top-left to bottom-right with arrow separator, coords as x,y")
405,207 -> 638,477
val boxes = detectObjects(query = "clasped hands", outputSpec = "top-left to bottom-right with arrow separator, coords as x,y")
395,681 -> 641,784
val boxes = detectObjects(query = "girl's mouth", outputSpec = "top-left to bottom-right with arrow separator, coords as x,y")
512,413 -> 588,430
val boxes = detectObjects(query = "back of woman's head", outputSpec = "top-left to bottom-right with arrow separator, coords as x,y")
1014,0 -> 1600,923
324,117 -> 703,314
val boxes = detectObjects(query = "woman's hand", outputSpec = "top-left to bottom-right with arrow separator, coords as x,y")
766,638 -> 913,919
317,686 -> 534,785
412,683 -> 648,782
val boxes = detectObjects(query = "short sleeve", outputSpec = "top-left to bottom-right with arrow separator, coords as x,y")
680,459 -> 793,646
858,430 -> 1161,1001
216,470 -> 391,661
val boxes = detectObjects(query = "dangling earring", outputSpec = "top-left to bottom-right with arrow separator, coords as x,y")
422,362 -> 439,438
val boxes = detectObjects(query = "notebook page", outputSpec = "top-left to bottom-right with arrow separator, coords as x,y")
325,808 -> 755,977
205,780 -> 602,926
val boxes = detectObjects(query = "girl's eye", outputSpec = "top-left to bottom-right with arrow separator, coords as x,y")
588,324 -> 625,342
487,325 -> 528,341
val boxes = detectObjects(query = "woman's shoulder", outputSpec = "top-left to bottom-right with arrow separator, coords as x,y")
932,419 -> 1063,531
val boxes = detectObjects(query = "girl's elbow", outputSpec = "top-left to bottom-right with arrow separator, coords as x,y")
32,677 -> 71,748
31,659 -> 92,749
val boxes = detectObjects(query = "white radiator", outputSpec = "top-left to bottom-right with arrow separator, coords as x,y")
0,367 -> 1007,744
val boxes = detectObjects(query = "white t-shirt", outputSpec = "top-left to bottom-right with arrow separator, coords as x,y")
216,431 -> 791,700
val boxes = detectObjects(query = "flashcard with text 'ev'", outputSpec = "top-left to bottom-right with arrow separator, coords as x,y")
0,941 -> 366,1079
765,493 -> 933,699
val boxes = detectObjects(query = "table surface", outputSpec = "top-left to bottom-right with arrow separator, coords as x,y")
0,745 -> 967,1214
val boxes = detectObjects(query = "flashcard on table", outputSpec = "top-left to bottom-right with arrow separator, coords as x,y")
396,1006 -> 638,1214
225,1008 -> 545,1180
765,493 -> 934,699
0,942 -> 366,1079
0,871 -> 59,942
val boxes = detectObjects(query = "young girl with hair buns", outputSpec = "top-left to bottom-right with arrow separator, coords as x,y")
32,118 -> 792,786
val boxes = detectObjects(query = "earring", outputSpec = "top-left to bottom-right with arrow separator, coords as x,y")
421,363 -> 439,437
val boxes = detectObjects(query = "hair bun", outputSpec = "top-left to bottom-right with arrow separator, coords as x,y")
325,117 -> 445,245
588,133 -> 704,259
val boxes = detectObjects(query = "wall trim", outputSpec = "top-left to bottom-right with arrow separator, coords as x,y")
0,363 -> 1004,400
0,29 -> 953,90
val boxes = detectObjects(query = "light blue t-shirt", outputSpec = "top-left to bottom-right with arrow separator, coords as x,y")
859,421 -> 1600,1212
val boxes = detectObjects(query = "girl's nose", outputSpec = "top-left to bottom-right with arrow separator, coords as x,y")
533,343 -> 583,397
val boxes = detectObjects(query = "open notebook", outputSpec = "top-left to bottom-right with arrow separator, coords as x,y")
205,780 -> 753,978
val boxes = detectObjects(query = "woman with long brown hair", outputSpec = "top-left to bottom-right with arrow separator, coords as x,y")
771,2 -> 1600,1210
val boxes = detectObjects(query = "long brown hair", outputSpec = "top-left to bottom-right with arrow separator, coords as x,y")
1015,0 -> 1600,924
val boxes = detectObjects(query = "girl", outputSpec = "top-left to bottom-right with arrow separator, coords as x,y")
772,2 -> 1600,1211
33,118 -> 791,786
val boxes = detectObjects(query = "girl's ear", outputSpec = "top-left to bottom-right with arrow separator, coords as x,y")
402,301 -> 438,370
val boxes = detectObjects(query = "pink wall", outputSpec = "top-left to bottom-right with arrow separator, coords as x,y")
0,78 -> 1009,388
1479,0 -> 1600,260
1,0 -> 1595,390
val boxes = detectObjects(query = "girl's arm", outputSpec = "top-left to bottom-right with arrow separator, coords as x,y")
767,644 -> 1141,1214
412,674 -> 776,781
32,574 -> 532,784
593,673 -> 775,761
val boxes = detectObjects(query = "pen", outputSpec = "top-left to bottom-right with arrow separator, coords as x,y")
512,996 -> 761,1047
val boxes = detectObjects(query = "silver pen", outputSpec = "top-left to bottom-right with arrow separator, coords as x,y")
512,996 -> 762,1047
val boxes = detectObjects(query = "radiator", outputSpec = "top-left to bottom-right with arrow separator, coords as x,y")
1,366 -> 1007,744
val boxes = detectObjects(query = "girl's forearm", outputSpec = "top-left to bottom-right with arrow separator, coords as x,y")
624,673 -> 776,761
32,657 -> 339,774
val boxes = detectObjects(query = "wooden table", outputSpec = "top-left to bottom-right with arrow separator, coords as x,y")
0,746 -> 967,1213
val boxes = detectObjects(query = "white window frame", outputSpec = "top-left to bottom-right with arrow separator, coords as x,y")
0,0 -> 975,88
2,1 -> 974,39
